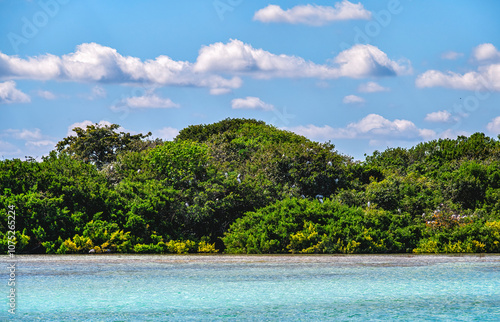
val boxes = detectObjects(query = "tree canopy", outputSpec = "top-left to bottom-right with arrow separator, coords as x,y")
1,118 -> 500,254
56,123 -> 155,169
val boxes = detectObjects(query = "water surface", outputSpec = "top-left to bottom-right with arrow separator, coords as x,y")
2,254 -> 500,321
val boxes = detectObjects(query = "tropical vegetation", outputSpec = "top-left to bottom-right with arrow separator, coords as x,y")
1,119 -> 500,254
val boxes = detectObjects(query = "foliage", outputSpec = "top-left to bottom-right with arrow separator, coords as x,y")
223,197 -> 417,254
1,118 -> 500,254
56,123 -> 156,169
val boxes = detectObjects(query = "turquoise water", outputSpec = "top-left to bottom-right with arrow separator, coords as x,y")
2,255 -> 500,321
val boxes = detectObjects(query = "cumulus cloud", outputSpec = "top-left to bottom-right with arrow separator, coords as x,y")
487,116 -> 500,134
117,92 -> 180,109
37,90 -> 57,100
253,1 -> 371,25
435,129 -> 470,140
194,39 -> 318,77
416,67 -> 500,91
334,45 -> 411,78
195,40 -> 411,79
340,114 -> 435,140
472,43 -> 500,62
286,114 -> 435,141
0,43 -> 241,93
0,81 -> 30,104
153,127 -> 179,141
0,41 -> 410,95
424,110 -> 454,123
284,124 -> 338,140
417,43 -> 500,91
231,96 -> 274,111
441,51 -> 464,60
343,95 -> 365,104
357,81 -> 389,93
66,120 -> 118,136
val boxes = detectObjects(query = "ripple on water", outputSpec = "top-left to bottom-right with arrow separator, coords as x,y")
1,254 -> 499,321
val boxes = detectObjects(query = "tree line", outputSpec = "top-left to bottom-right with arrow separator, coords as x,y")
1,118 -> 499,254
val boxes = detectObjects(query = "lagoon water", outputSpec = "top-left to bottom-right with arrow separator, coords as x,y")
2,255 -> 500,321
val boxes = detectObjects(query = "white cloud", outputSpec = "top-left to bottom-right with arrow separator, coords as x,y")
0,140 -> 21,157
66,120 -> 114,136
209,88 -> 232,95
253,1 -> 371,25
120,92 -> 179,109
285,124 -> 338,140
316,81 -> 330,88
79,85 -> 107,100
90,85 -> 106,100
472,43 -> 500,62
37,90 -> 57,100
0,42 -> 241,93
195,39 -> 411,79
194,39 -> 317,77
357,81 -> 389,93
286,114 -> 435,141
0,41 -> 410,94
441,51 -> 464,60
4,128 -> 42,140
416,66 -> 500,91
341,114 -> 435,140
343,95 -> 365,104
26,140 -> 56,147
424,110 -> 453,123
1,128 -> 56,157
0,81 -> 30,104
231,96 -> 274,111
334,44 -> 412,78
417,44 -> 500,91
487,116 -> 500,133
436,129 -> 470,140
419,128 -> 438,140
154,127 -> 179,141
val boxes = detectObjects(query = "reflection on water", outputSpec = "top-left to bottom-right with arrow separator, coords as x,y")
1,255 -> 499,321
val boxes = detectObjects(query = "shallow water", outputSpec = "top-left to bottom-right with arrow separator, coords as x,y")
2,254 -> 500,321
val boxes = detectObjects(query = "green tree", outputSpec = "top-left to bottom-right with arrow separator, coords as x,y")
56,123 -> 155,169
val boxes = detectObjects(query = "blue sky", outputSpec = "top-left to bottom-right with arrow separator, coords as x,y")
1,0 -> 499,160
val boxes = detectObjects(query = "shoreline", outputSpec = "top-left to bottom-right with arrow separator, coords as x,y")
3,253 -> 500,265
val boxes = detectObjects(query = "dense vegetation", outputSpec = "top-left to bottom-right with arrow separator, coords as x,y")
1,119 -> 500,254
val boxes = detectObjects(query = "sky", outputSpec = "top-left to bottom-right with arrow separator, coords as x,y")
0,0 -> 499,161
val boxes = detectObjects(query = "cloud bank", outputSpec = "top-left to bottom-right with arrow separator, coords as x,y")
195,40 -> 411,79
286,114 -> 435,141
0,41 -> 409,94
0,43 -> 241,94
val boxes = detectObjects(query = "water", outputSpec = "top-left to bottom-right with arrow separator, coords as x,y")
2,255 -> 500,321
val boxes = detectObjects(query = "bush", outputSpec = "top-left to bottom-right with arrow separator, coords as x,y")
197,241 -> 218,253
167,240 -> 196,254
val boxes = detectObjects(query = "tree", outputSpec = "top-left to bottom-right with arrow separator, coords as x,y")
56,123 -> 155,169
